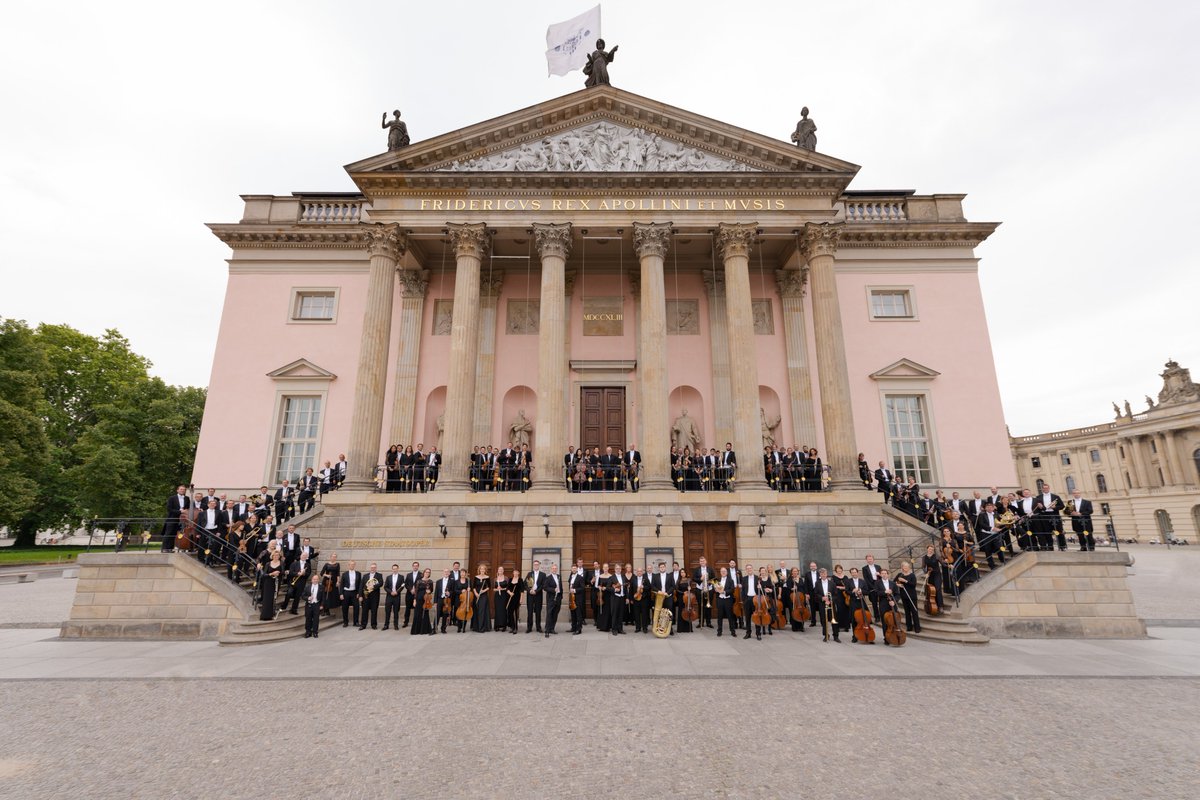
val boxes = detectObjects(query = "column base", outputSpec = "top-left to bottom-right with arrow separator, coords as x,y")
340,479 -> 377,492
639,478 -> 675,491
530,481 -> 567,493
828,478 -> 868,491
735,479 -> 770,491
439,479 -> 470,491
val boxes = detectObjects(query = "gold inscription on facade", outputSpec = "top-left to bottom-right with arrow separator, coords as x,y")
415,197 -> 788,212
582,297 -> 624,336
339,539 -> 433,549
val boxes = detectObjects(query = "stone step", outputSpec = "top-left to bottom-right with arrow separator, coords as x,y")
907,627 -> 989,646
219,612 -> 308,646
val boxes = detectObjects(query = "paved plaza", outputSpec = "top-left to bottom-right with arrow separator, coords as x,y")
0,546 -> 1197,799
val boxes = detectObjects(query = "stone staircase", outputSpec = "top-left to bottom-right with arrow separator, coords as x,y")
220,611 -> 309,646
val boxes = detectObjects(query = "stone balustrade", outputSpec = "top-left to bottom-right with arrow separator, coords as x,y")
842,198 -> 908,222
298,198 -> 365,224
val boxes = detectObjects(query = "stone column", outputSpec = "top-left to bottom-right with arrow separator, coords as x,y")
716,223 -> 768,489
343,224 -> 405,489
388,269 -> 429,446
1163,430 -> 1188,486
776,268 -> 818,447
633,223 -> 674,489
531,223 -> 571,490
801,221 -> 861,490
1154,433 -> 1175,485
1125,436 -> 1147,489
439,223 -> 488,490
472,271 -> 505,446
702,269 -> 735,448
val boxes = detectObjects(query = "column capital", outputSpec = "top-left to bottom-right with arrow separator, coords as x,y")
800,221 -> 843,260
532,222 -> 573,260
775,267 -> 808,298
397,268 -> 430,298
447,222 -> 489,260
716,222 -> 757,261
364,223 -> 407,261
701,268 -> 725,296
633,222 -> 672,259
480,270 -> 506,299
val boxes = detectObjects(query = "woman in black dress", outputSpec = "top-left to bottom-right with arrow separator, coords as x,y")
505,570 -> 523,633
384,445 -> 400,492
831,564 -> 851,634
493,566 -> 510,632
319,554 -> 341,617
783,567 -> 805,632
411,568 -> 433,635
399,445 -> 415,492
622,565 -> 636,626
471,565 -> 492,632
595,564 -> 611,632
260,554 -> 283,620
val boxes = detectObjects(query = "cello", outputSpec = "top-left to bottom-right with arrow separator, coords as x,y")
853,589 -> 875,644
925,577 -> 940,616
456,581 -> 475,623
882,591 -> 906,647
751,592 -> 771,632
772,581 -> 788,629
680,580 -> 699,626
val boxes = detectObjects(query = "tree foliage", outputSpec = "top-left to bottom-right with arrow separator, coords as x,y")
0,319 -> 205,545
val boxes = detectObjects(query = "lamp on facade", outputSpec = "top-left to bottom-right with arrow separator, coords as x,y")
758,513 -> 767,538
438,513 -> 447,538
655,513 -> 663,538
543,512 -> 550,538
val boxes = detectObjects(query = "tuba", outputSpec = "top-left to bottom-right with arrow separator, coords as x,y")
651,590 -> 673,638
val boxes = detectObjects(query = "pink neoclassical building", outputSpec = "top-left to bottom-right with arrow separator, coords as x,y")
191,86 -> 1017,576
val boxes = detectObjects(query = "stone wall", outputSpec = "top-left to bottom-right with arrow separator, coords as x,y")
965,551 -> 1145,638
61,553 -> 251,640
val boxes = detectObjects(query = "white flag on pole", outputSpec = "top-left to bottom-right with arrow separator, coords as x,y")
545,5 -> 601,77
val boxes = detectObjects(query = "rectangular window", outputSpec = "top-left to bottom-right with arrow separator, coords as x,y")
885,394 -> 934,484
1031,456 -> 1041,468
1150,440 -> 1158,454
869,289 -> 914,319
1090,449 -> 1101,463
274,396 -> 321,484
291,289 -> 337,321
1060,453 -> 1071,466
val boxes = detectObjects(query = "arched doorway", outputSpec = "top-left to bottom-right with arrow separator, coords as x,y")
1154,509 -> 1173,544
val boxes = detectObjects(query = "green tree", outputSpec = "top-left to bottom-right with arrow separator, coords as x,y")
0,321 -> 51,536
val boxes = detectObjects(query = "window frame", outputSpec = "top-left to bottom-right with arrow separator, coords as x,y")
866,285 -> 918,321
880,391 -> 940,485
288,287 -> 340,324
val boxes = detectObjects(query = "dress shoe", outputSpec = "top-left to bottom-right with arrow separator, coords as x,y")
549,631 -> 558,635
743,633 -> 751,640
545,632 -> 550,638
382,626 -> 389,631
756,632 -> 762,640
313,634 -> 318,638
304,633 -> 311,638
717,631 -> 723,637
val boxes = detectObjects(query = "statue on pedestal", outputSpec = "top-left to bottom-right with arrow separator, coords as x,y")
791,107 -> 818,151
671,409 -> 701,452
508,410 -> 533,450
1123,400 -> 1133,418
382,110 -> 410,151
1112,401 -> 1122,419
760,407 -> 780,449
435,413 -> 445,451
583,39 -> 618,88
1145,395 -> 1157,410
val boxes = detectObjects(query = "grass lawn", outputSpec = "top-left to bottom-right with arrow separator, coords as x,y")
0,546 -> 126,566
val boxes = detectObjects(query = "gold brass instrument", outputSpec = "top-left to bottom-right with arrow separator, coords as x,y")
651,590 -> 673,639
996,510 -> 1017,529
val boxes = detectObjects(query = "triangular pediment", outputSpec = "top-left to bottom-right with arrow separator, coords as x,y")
347,86 -> 859,179
869,358 -> 940,381
266,358 -> 337,381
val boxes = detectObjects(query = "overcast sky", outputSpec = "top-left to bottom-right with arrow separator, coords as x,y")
2,1 -> 1197,436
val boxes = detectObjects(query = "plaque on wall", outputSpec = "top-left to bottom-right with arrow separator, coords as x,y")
752,299 -> 774,335
532,547 -> 562,574
505,299 -> 540,334
644,547 -> 674,574
432,300 -> 453,335
582,297 -> 623,336
666,300 -> 700,335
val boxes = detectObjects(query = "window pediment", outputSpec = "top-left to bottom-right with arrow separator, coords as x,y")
869,358 -> 940,381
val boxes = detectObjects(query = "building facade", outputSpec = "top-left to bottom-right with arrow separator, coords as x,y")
194,87 -> 1015,499
1010,361 -> 1200,543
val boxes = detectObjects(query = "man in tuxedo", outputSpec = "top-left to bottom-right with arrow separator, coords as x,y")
607,564 -> 626,635
232,495 -> 251,522
1032,485 -> 1065,551
339,560 -> 361,628
302,574 -> 326,639
383,564 -> 404,630
967,490 -> 987,522
589,560 -> 602,624
285,552 -> 312,614
1068,490 -> 1096,551
298,536 -> 318,565
804,561 -> 822,623
273,480 -> 293,523
874,461 -> 893,497
498,442 -> 517,491
845,568 -> 871,643
543,563 -> 563,637
692,557 -> 714,628
403,561 -> 421,627
948,492 -> 969,524
298,468 -> 319,513
630,567 -> 651,633
358,562 -> 382,630
434,568 -> 455,633
335,454 -> 347,489
162,485 -> 190,552
425,448 -> 440,489
719,443 -> 737,490
726,559 -> 741,629
280,524 -> 301,569
740,562 -> 763,640
525,560 -> 545,633
196,499 -> 228,565
714,567 -> 737,636
563,447 -> 578,490
447,561 -> 467,631
569,565 -> 587,634
625,443 -> 642,491
974,502 -> 1006,569
652,562 -> 675,635
862,554 -> 883,621
987,486 -> 1005,512
813,568 -> 840,642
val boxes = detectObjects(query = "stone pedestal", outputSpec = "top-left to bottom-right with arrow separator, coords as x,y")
532,223 -> 571,490
439,223 -> 488,490
802,222 -> 861,490
717,223 -> 767,489
344,224 -> 405,489
634,223 -> 673,489
389,269 -> 429,445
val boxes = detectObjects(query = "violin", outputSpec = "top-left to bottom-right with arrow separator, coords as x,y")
882,594 -> 906,646
853,591 -> 875,644
925,579 -> 939,616
423,581 -> 433,611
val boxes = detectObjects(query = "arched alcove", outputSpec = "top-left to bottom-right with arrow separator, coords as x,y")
758,385 -> 782,449
500,385 -> 537,450
424,386 -> 447,452
668,385 -> 705,452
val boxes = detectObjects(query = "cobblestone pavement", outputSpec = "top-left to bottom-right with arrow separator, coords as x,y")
0,677 -> 1195,800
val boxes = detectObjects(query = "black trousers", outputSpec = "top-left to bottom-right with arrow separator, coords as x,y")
697,590 -> 713,626
341,593 -> 359,626
815,604 -> 838,640
298,490 -> 314,513
161,519 -> 180,551
1076,528 -> 1095,551
360,595 -> 379,628
898,591 -> 921,632
715,597 -> 736,633
608,595 -> 625,632
403,594 -> 415,626
384,593 -> 402,628
544,594 -> 561,633
526,596 -> 543,632
435,604 -> 452,632
634,599 -> 651,632
570,594 -> 584,631
304,601 -> 321,636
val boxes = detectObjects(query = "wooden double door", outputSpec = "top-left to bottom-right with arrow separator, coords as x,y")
580,387 -> 626,452
573,522 -> 633,569
468,522 -> 523,578
682,522 -> 738,571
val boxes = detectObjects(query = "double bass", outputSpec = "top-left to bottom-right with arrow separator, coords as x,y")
456,582 -> 475,623
750,592 -> 771,629
853,590 -> 875,644
680,581 -> 699,625
882,592 -> 906,647
925,579 -> 940,616
790,582 -> 811,624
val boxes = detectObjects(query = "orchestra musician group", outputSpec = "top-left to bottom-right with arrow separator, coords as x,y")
564,444 -> 643,492
383,443 -> 440,492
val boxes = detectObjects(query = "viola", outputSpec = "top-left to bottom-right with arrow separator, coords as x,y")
853,591 -> 875,644
882,594 -> 906,647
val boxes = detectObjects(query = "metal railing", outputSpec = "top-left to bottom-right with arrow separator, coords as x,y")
765,463 -> 831,493
375,463 -> 440,493
567,463 -> 641,492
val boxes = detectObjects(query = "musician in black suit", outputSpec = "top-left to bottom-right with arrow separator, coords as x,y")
714,568 -> 737,636
1068,490 -> 1096,551
525,561 -> 545,633
434,569 -> 455,633
195,499 -> 228,566
740,564 -> 766,640
858,453 -> 872,488
630,567 -> 651,633
568,566 -> 586,634
382,564 -> 404,630
861,555 -> 884,621
285,554 -> 312,614
651,562 -> 675,635
812,568 -> 841,642
606,565 -> 626,635
1032,485 -> 1065,551
358,563 -> 382,630
974,502 -> 1006,568
279,524 -> 301,569
302,574 -> 326,638
338,561 -> 361,628
403,562 -> 421,627
161,486 -> 190,552
625,444 -> 641,491
298,468 -> 319,513
273,480 -> 293,523
845,568 -> 871,642
543,564 -> 563,637
692,557 -> 715,628
801,561 -> 821,623
425,448 -> 440,488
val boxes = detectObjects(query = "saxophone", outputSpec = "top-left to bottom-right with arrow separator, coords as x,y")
651,590 -> 673,638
